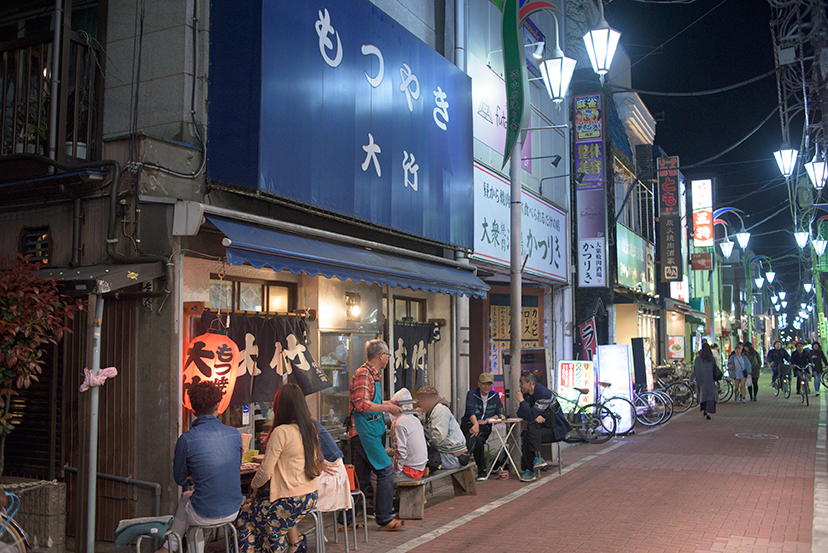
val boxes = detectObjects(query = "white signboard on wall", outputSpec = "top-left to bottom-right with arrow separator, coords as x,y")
472,163 -> 567,282
578,238 -> 606,287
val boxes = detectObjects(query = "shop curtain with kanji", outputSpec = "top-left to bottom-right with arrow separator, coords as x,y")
393,322 -> 440,390
199,313 -> 330,403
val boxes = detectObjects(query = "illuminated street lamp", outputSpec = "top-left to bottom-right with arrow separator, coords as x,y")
795,231 -> 810,249
765,271 -> 776,283
774,145 -> 798,177
814,238 -> 828,256
719,237 -> 735,258
771,295 -> 779,304
540,15 -> 576,104
775,304 -> 781,311
805,283 -> 813,293
735,231 -> 751,250
583,0 -> 621,85
779,291 -> 787,300
754,276 -> 765,288
782,300 -> 788,308
805,149 -> 827,189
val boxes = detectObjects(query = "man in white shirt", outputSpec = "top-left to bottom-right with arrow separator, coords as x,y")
389,388 -> 428,480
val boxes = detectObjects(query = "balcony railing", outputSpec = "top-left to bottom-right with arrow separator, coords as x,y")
0,30 -> 103,161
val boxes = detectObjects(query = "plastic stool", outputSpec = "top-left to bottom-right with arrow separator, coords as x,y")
186,522 -> 239,553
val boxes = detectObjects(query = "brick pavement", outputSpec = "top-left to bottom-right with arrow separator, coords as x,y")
304,371 -> 824,553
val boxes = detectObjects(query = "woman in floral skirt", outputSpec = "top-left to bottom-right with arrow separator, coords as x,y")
236,384 -> 320,553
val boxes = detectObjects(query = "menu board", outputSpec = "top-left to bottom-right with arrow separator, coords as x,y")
596,345 -> 635,431
557,360 -> 595,408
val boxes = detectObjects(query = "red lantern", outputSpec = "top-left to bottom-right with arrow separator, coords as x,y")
183,332 -> 239,414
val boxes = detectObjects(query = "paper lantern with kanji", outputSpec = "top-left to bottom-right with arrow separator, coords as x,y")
183,332 -> 239,414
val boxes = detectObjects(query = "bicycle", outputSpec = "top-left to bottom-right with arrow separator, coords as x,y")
632,385 -> 670,426
552,387 -> 617,444
716,377 -> 734,403
772,365 -> 792,399
597,382 -> 636,436
794,364 -> 813,406
0,493 -> 27,553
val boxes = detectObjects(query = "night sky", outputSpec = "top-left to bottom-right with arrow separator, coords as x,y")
604,1 -> 805,289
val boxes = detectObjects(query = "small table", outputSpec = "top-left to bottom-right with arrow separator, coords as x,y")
484,418 -> 524,479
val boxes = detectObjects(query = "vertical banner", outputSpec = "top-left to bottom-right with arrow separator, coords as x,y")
657,156 -> 682,281
273,317 -> 332,396
575,94 -> 606,287
691,179 -> 713,247
557,360 -> 595,406
579,317 -> 598,360
393,322 -> 440,391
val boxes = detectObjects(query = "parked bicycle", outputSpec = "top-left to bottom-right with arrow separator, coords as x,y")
552,387 -> 617,444
0,493 -> 27,553
632,384 -> 671,426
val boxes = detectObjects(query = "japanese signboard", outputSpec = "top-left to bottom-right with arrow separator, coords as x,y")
208,0 -> 473,247
472,163 -> 567,282
691,179 -> 714,247
489,292 -> 541,397
595,345 -> 635,431
657,156 -> 682,281
579,318 -> 598,361
468,54 -> 533,162
557,360 -> 595,407
669,275 -> 690,303
576,93 -> 607,288
692,252 -> 713,270
616,223 -> 655,294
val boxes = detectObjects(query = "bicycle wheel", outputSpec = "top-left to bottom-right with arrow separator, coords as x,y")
773,379 -> 780,396
822,370 -> 828,389
664,382 -> 694,413
652,390 -> 674,423
634,393 -> 666,426
717,378 -> 734,403
783,378 -> 791,399
574,403 -> 616,444
0,514 -> 26,553
804,381 -> 810,406
602,396 -> 636,435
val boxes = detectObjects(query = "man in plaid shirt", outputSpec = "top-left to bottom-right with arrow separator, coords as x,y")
348,339 -> 405,531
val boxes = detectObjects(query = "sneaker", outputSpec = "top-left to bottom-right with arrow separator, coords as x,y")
519,469 -> 537,482
476,473 -> 488,482
533,456 -> 548,470
816,393 -> 820,397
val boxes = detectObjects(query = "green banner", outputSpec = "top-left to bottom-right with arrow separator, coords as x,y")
501,0 -> 522,169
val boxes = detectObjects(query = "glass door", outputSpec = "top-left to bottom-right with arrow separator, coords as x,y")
319,332 -> 375,437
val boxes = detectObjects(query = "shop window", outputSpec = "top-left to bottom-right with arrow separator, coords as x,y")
208,275 -> 297,313
394,297 -> 427,322
19,226 -> 52,266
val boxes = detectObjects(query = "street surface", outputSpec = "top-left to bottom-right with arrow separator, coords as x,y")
313,371 -> 824,553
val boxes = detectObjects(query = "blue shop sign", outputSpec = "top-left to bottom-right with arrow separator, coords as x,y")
208,0 -> 474,248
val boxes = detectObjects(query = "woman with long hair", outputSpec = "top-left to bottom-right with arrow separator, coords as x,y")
693,342 -> 719,420
236,384 -> 321,553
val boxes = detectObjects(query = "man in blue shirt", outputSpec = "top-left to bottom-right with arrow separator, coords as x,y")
515,372 -> 556,482
160,382 -> 243,553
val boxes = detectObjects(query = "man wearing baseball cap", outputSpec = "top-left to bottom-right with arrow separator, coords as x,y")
460,373 -> 503,481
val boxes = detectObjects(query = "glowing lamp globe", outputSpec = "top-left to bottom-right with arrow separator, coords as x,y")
795,231 -> 809,249
735,231 -> 750,250
540,49 -> 577,104
814,238 -> 828,256
583,19 -> 620,83
774,147 -> 798,177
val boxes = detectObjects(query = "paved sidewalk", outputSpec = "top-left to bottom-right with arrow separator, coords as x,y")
313,372 -> 824,553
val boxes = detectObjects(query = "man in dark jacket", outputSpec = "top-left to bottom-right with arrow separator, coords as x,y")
515,371 -> 555,482
460,373 -> 504,481
791,341 -> 811,395
767,340 -> 791,387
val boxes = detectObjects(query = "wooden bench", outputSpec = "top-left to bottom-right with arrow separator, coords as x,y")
395,464 -> 477,520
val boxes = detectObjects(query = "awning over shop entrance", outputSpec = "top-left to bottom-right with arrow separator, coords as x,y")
665,300 -> 707,326
207,216 -> 489,298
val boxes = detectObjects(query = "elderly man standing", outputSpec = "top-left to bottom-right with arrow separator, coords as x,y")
348,339 -> 405,532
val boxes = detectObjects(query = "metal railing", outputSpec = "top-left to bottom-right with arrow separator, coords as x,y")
0,30 -> 103,161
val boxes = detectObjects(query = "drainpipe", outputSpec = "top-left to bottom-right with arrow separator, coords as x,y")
454,0 -> 466,71
71,198 -> 81,267
86,295 -> 104,553
48,0 -> 63,164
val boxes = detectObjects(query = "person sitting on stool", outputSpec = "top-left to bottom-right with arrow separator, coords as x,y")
515,372 -> 555,483
460,373 -> 503,481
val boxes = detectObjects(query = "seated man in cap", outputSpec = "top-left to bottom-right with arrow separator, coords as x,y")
460,373 -> 503,481
416,386 -> 470,471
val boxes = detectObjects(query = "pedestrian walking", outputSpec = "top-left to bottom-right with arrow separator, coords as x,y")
728,344 -> 750,402
693,342 -> 720,420
810,342 -> 827,397
743,342 -> 762,401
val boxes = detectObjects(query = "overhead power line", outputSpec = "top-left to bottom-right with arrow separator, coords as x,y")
611,67 -> 776,97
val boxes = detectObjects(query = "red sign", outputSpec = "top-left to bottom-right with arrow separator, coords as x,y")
657,156 -> 682,281
692,253 -> 713,270
183,332 -> 239,414
579,317 -> 598,361
692,210 -> 714,245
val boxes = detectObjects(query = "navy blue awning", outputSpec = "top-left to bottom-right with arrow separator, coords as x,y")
207,216 -> 489,298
